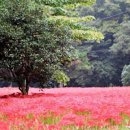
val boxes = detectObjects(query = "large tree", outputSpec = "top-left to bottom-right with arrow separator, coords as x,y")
0,0 -> 103,94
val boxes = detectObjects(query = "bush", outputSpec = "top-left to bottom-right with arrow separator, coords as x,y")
121,65 -> 130,86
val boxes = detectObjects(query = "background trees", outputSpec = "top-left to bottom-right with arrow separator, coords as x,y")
121,65 -> 130,86
68,0 -> 130,87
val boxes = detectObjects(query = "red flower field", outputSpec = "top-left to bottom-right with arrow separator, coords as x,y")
0,87 -> 130,130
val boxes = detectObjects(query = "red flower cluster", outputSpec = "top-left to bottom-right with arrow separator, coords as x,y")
0,87 -> 130,129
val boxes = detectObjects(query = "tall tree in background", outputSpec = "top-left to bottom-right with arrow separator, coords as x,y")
121,64 -> 130,86
0,0 -> 103,94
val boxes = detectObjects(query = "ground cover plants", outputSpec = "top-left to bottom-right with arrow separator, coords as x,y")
0,87 -> 130,130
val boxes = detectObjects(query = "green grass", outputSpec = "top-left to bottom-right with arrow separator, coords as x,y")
0,112 -> 130,130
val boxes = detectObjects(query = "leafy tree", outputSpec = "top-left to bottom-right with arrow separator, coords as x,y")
111,21 -> 130,55
0,0 -> 103,94
121,65 -> 130,86
52,70 -> 70,87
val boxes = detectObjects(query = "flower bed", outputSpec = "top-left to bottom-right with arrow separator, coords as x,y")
0,87 -> 130,130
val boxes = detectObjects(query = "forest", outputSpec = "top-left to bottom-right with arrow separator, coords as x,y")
68,0 -> 130,87
0,0 -> 130,90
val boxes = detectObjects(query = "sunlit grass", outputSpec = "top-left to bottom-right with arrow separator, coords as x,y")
39,112 -> 61,125
0,113 -> 8,122
0,112 -> 130,130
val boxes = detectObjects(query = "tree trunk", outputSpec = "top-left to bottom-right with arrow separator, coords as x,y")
59,83 -> 63,88
18,78 -> 29,95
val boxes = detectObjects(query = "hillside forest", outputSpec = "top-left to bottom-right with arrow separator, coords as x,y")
68,0 -> 130,87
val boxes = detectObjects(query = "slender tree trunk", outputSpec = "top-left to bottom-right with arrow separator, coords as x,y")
26,78 -> 29,94
18,78 -> 29,95
59,83 -> 63,88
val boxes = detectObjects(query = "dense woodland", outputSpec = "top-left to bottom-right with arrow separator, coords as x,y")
68,0 -> 130,87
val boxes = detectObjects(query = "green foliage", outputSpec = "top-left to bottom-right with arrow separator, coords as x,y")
111,21 -> 130,55
38,0 -> 104,42
52,70 -> 70,86
37,0 -> 96,7
0,0 -> 105,92
72,29 -> 104,42
0,0 -> 72,94
121,65 -> 130,86
68,0 -> 130,87
77,45 -> 91,70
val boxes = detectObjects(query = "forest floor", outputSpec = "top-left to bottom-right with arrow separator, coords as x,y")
0,87 -> 130,130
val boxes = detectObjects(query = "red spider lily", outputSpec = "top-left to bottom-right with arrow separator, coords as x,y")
0,87 -> 130,129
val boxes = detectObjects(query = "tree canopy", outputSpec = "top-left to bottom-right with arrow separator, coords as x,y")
0,0 -> 103,94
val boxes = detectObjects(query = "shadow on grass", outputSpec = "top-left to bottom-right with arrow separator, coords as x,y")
0,92 -> 65,99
